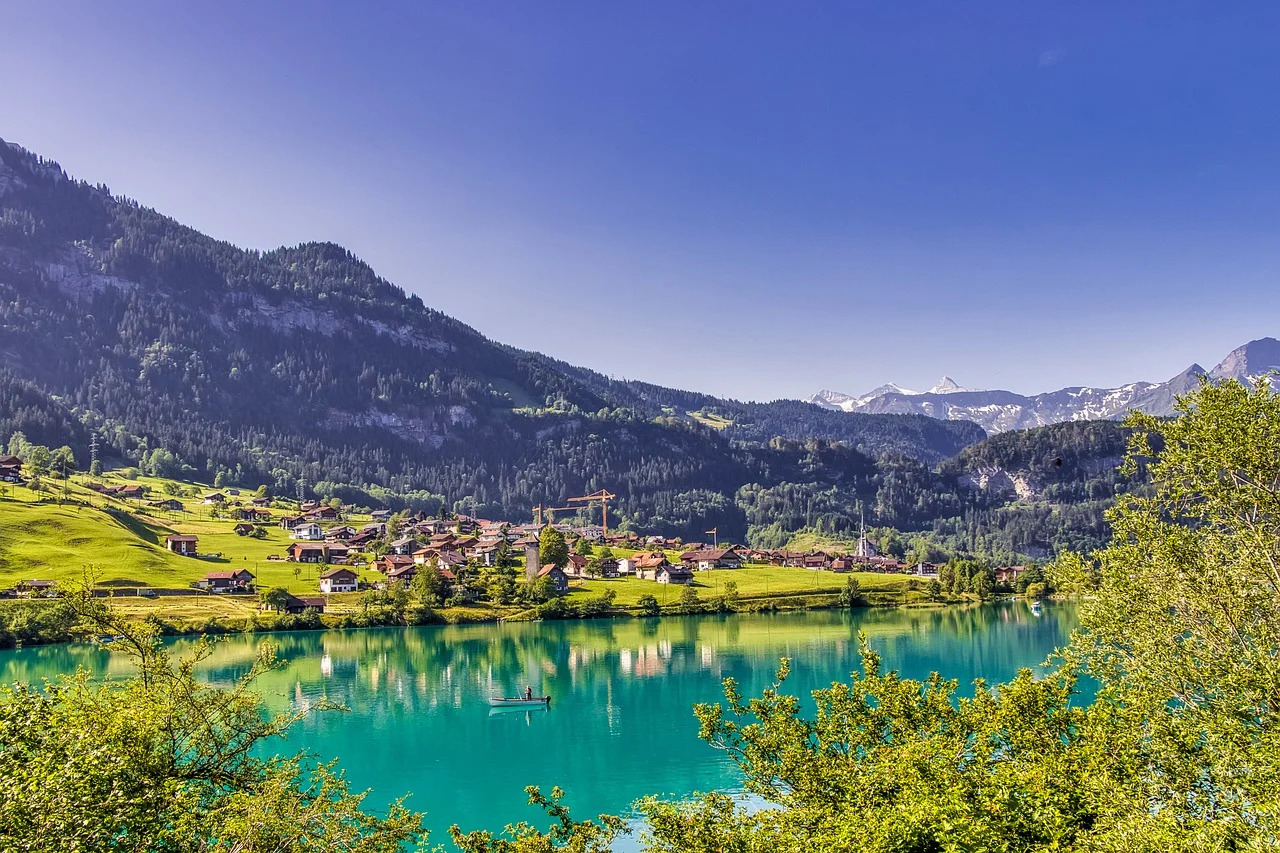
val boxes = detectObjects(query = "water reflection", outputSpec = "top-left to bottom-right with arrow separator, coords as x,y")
0,601 -> 1078,842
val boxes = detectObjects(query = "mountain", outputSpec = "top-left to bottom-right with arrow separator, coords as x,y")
0,136 -> 984,543
809,344 -> 1279,433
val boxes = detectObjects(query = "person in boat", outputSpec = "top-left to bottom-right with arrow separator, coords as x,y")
524,685 -> 533,700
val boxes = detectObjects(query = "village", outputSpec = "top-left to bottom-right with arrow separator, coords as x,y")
0,457 -> 1032,618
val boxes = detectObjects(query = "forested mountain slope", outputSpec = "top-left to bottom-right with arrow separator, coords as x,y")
0,136 -> 988,541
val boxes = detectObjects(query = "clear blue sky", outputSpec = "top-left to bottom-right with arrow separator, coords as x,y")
3,2 -> 1278,400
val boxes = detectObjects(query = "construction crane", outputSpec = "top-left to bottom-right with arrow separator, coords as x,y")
532,503 -> 578,526
567,489 -> 617,534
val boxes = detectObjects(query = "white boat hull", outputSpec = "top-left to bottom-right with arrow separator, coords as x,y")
488,697 -> 550,708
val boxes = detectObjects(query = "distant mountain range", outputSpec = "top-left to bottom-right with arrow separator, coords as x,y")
809,338 -> 1280,433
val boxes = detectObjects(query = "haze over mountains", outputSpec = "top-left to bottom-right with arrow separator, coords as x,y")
810,338 -> 1280,433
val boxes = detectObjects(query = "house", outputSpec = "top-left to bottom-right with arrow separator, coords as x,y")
389,536 -> 418,555
615,557 -> 635,576
379,554 -> 415,575
201,492 -> 226,505
634,551 -> 673,581
387,562 -> 417,584
912,562 -> 941,579
536,564 -> 569,594
803,553 -> 830,570
576,525 -> 605,542
0,455 -> 22,482
16,580 -> 56,597
279,514 -> 306,530
325,525 -> 357,541
290,540 -> 327,560
370,509 -> 392,522
348,530 -> 378,548
236,506 -> 271,522
152,498 -> 185,512
305,505 -> 341,521
830,557 -> 856,573
290,522 -> 325,541
164,534 -> 199,557
199,569 -> 254,592
319,567 -> 359,594
996,566 -> 1028,585
264,593 -> 326,614
597,556 -> 620,578
233,523 -> 255,536
656,565 -> 694,585
680,546 -> 745,571
285,540 -> 345,560
252,496 -> 272,507
565,553 -> 589,577
116,484 -> 147,500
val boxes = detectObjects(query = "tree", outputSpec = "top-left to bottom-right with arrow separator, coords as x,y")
26,445 -> 50,477
538,526 -> 569,570
5,431 -> 30,460
636,594 -> 660,616
88,458 -> 102,477
837,576 -> 862,607
677,584 -> 702,614
411,560 -> 447,606
50,446 -> 75,478
0,591 -> 425,850
926,578 -> 942,601
722,581 -> 739,610
259,586 -> 293,611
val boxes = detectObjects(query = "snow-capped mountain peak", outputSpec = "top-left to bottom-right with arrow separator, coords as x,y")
805,338 -> 1278,433
927,376 -> 978,395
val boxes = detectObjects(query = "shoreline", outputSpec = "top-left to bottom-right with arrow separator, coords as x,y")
0,584 -> 980,650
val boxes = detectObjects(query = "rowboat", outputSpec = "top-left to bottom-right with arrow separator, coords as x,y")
488,696 -> 550,708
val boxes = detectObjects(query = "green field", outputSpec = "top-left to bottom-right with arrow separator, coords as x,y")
0,472 -> 918,626
574,567 -> 912,607
0,475 -> 383,594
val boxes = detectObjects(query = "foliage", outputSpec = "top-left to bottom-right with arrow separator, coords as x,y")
538,526 -> 569,570
836,576 -> 862,607
0,590 -> 426,851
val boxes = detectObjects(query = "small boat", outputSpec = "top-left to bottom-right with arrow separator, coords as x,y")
488,696 -> 551,708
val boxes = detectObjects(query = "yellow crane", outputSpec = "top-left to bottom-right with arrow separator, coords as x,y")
567,489 -> 618,534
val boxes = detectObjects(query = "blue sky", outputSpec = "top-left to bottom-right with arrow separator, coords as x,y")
3,2 -> 1278,400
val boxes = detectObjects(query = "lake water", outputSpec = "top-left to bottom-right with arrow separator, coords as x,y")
0,601 -> 1077,844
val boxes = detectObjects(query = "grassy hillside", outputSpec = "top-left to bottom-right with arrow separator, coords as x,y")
0,475 -> 383,593
0,473 -> 919,630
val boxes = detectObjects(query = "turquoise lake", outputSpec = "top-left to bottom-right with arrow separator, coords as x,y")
0,601 -> 1077,844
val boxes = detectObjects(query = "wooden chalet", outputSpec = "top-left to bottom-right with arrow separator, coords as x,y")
319,567 -> 359,593
0,455 -> 22,482
656,565 -> 694,585
199,569 -> 254,592
679,546 -> 745,571
164,534 -> 198,557
536,564 -> 569,594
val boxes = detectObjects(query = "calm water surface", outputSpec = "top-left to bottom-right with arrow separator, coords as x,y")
0,601 -> 1077,842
